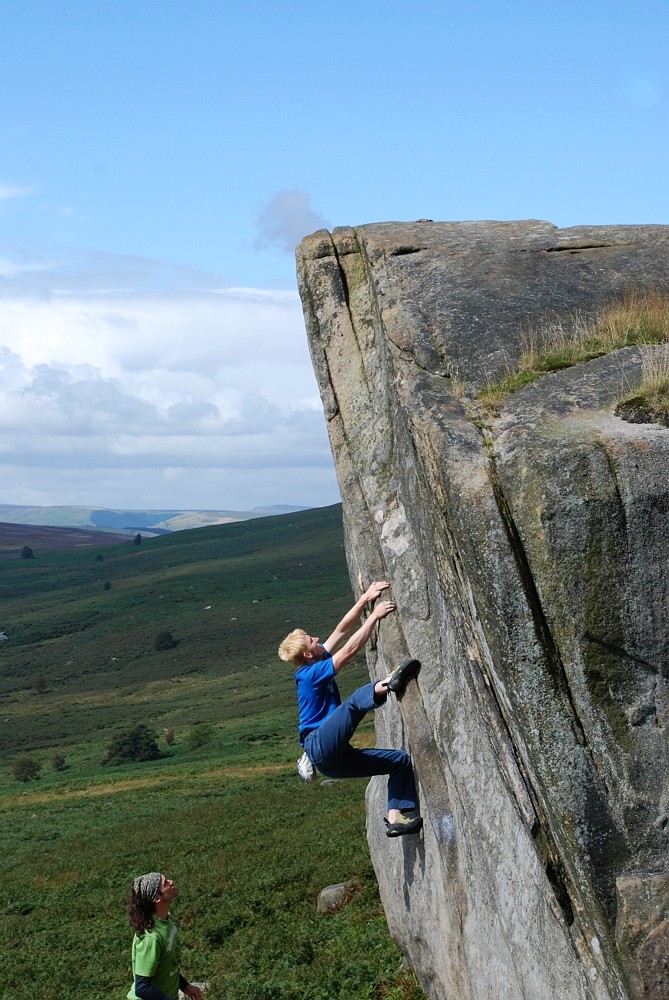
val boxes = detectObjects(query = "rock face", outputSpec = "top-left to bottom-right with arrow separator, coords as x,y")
296,222 -> 669,1000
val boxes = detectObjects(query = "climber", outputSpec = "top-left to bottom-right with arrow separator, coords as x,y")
278,580 -> 423,838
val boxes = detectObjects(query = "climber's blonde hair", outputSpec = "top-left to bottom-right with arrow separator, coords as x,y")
278,628 -> 309,667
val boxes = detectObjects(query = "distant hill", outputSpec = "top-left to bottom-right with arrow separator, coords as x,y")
0,502 -> 310,536
0,521 -> 132,556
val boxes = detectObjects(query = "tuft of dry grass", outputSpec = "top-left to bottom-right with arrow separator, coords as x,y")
616,344 -> 669,427
590,288 -> 669,346
477,289 -> 669,416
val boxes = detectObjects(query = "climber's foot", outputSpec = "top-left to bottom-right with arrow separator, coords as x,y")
384,811 -> 423,838
387,658 -> 421,695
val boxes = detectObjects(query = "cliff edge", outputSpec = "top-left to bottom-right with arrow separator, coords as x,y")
296,221 -> 669,1000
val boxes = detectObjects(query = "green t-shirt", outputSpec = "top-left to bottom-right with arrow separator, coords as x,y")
128,916 -> 181,1000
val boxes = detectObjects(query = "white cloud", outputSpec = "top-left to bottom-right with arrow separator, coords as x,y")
0,246 -> 339,510
254,190 -> 330,254
0,184 -> 35,201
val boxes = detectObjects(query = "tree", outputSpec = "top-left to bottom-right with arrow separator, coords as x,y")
102,724 -> 162,766
133,533 -> 142,546
20,545 -> 34,560
154,629 -> 177,651
104,580 -> 112,591
12,756 -> 41,782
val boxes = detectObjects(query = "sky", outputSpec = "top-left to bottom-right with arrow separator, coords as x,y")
0,0 -> 667,512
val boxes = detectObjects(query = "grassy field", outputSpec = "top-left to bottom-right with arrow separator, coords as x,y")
0,505 -> 426,1000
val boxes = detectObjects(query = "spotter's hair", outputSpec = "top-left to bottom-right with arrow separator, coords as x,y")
278,628 -> 310,667
128,886 -> 157,937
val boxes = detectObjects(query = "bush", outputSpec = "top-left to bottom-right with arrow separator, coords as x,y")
12,756 -> 41,782
103,580 -> 112,591
186,723 -> 215,750
102,724 -> 162,766
20,545 -> 34,559
164,728 -> 175,746
154,629 -> 177,651
51,753 -> 67,772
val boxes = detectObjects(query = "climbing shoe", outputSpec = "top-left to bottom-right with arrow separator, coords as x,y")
387,657 -> 421,695
297,751 -> 318,783
385,811 -> 424,838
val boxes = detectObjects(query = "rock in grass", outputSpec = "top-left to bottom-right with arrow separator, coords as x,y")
317,883 -> 351,914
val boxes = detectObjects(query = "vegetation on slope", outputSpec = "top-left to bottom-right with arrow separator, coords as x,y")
0,505 -> 426,1000
0,505 -> 352,768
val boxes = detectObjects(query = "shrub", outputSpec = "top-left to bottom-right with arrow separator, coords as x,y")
164,728 -> 176,746
20,545 -> 34,559
12,756 -> 41,782
154,629 -> 177,651
102,724 -> 162,766
104,580 -> 112,591
51,753 -> 67,772
186,723 -> 215,750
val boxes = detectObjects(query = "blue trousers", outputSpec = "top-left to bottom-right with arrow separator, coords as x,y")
304,681 -> 418,812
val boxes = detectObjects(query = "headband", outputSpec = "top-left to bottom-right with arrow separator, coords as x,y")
133,871 -> 162,906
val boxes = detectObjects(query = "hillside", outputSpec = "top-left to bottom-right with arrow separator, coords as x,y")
0,503 -> 426,1000
0,503 -> 355,769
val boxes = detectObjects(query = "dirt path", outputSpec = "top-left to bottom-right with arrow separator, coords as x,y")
1,762 -> 289,808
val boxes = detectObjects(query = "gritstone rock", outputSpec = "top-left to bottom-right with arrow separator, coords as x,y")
297,220 -> 669,1000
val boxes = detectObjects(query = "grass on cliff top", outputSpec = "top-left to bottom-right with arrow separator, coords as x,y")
477,289 -> 669,416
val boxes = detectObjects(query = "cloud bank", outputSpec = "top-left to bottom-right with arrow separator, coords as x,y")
0,245 -> 339,511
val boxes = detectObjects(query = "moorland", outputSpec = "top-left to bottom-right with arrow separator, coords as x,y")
0,504 -> 425,1000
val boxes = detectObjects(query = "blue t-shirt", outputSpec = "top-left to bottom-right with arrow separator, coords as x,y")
295,651 -> 341,742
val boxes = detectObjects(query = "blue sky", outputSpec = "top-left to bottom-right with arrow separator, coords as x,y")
0,0 -> 667,511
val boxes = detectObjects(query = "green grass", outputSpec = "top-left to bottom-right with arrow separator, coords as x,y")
0,505 -> 426,1000
476,289 -> 669,416
1,768 -> 424,1000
